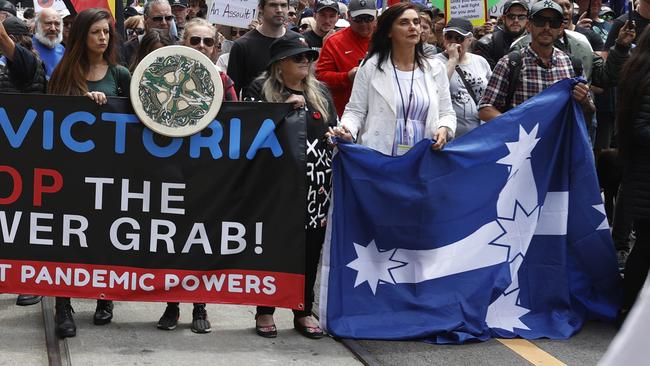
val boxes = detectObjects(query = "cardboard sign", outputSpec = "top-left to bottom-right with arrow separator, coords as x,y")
207,0 -> 258,28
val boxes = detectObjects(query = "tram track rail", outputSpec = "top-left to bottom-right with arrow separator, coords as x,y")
41,297 -> 71,366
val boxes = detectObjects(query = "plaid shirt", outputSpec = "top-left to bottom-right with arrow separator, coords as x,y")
478,46 -> 575,112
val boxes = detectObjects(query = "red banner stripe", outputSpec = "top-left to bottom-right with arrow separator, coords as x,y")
0,260 -> 305,310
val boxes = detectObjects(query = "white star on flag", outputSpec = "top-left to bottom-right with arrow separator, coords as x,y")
592,204 -> 610,231
497,124 -> 541,178
346,240 -> 401,294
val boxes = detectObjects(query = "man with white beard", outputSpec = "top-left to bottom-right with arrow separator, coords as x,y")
32,8 -> 64,79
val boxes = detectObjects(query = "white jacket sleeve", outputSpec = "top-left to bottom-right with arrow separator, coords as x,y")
340,61 -> 372,139
432,59 -> 457,138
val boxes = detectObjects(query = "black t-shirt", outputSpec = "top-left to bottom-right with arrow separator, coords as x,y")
604,10 -> 650,49
227,29 -> 300,94
303,30 -> 324,49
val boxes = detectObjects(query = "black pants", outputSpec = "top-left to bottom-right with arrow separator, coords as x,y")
257,228 -> 325,318
623,219 -> 650,310
167,302 -> 204,307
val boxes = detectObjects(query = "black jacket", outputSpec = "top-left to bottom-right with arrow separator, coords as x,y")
473,27 -> 519,70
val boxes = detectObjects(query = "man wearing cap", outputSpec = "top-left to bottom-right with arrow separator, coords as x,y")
228,0 -> 299,95
474,0 -> 529,69
303,0 -> 339,49
478,1 -> 594,120
171,0 -> 188,37
316,0 -> 376,117
33,8 -> 64,80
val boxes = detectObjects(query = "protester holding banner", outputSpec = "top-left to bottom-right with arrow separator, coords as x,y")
243,32 -> 336,339
47,8 -> 131,338
332,3 -> 455,155
435,18 -> 491,138
615,26 -> 650,322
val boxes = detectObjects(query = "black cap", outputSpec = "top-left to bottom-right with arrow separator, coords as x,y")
267,33 -> 319,67
301,8 -> 314,18
0,0 -> 17,16
315,0 -> 339,13
503,0 -> 529,14
124,6 -> 140,18
529,0 -> 563,18
170,0 -> 188,8
3,16 -> 29,36
443,18 -> 473,37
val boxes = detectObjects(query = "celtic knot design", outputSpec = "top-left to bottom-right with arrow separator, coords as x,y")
138,54 -> 215,128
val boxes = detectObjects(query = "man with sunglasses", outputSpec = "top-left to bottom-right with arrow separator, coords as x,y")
170,0 -> 189,37
315,0 -> 376,117
120,0 -> 176,67
474,0 -> 529,69
478,1 -> 594,121
304,0 -> 339,49
228,0 -> 298,95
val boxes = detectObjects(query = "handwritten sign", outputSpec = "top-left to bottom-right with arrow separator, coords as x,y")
445,0 -> 488,26
207,0 -> 258,28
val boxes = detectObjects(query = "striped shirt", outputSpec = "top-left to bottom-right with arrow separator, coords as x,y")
478,46 -> 575,112
392,68 -> 430,156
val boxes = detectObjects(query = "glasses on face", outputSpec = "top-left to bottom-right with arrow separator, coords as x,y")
288,52 -> 314,63
602,14 -> 614,21
189,36 -> 215,47
231,29 -> 247,36
126,27 -> 145,36
300,24 -> 310,30
352,15 -> 375,23
531,16 -> 563,29
288,11 -> 296,16
152,15 -> 174,22
505,13 -> 528,21
444,32 -> 465,43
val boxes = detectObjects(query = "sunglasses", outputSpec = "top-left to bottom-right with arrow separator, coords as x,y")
231,29 -> 247,36
300,23 -> 310,29
126,27 -> 145,36
352,15 -> 375,23
602,14 -> 614,21
505,13 -> 528,21
288,11 -> 296,16
189,36 -> 215,47
287,52 -> 314,63
444,32 -> 466,43
531,16 -> 563,29
151,15 -> 174,22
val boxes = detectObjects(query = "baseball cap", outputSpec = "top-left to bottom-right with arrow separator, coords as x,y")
315,0 -> 339,13
529,0 -> 563,18
503,0 -> 529,14
267,33 -> 319,67
443,18 -> 473,37
599,6 -> 614,17
348,0 -> 376,18
0,0 -> 17,16
3,16 -> 29,36
124,6 -> 140,18
170,0 -> 188,8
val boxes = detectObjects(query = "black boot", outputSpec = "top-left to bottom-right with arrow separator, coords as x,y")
93,299 -> 114,325
55,299 -> 76,338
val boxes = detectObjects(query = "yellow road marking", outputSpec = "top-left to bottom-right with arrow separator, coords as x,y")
497,339 -> 567,366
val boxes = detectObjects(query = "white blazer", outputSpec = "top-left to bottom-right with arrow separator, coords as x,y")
341,53 -> 457,155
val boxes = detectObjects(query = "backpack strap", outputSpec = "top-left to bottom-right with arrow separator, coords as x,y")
504,50 -> 523,112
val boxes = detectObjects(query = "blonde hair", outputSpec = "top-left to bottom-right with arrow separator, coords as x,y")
182,17 -> 214,43
124,15 -> 143,30
259,62 -> 330,124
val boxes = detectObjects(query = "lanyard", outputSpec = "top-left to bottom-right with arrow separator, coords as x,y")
392,59 -> 415,122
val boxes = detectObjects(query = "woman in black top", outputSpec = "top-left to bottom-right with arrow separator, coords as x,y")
244,33 -> 336,339
616,26 -> 650,319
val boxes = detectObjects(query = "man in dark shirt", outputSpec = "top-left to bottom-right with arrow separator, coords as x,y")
303,0 -> 339,49
228,0 -> 298,95
604,0 -> 650,50
474,0 -> 529,69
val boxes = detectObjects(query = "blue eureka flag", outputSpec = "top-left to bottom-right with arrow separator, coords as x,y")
319,79 -> 620,343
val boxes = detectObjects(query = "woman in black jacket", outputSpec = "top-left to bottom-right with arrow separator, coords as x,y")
617,26 -> 650,317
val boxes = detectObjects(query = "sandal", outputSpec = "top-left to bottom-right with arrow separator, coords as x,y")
293,317 -> 324,339
255,314 -> 277,338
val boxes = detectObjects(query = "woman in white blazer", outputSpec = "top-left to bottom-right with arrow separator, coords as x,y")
330,2 -> 456,155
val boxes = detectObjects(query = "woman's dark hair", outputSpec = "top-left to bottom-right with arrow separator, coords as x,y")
129,29 -> 174,72
48,8 -> 117,95
617,26 -> 650,160
364,2 -> 428,71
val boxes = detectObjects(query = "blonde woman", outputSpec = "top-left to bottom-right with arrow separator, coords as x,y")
243,33 -> 337,339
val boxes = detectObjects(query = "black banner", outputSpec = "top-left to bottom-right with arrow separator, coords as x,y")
0,93 -> 306,309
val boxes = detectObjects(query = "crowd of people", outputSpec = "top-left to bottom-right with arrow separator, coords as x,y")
0,0 -> 648,343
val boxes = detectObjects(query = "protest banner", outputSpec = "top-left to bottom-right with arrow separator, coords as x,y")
207,0 -> 257,29
320,79 -> 620,342
444,0 -> 489,26
0,94 -> 306,310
